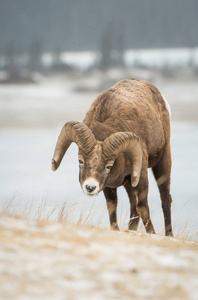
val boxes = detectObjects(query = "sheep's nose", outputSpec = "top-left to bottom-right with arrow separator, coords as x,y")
85,184 -> 96,193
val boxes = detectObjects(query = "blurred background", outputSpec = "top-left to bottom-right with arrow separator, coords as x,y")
0,0 -> 198,237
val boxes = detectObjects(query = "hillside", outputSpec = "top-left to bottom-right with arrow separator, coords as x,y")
0,214 -> 197,300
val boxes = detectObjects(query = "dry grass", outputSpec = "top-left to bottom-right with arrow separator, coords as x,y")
0,193 -> 105,228
0,194 -> 197,242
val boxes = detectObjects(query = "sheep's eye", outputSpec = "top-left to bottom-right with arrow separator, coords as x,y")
79,159 -> 84,166
105,164 -> 113,171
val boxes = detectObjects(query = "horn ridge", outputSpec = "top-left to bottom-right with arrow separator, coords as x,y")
52,121 -> 96,171
102,132 -> 142,187
69,121 -> 96,154
102,132 -> 139,157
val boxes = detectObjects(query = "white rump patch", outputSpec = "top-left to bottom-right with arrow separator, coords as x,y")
161,92 -> 171,117
82,178 -> 100,196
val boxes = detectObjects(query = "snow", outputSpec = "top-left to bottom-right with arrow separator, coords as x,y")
0,214 -> 198,300
41,48 -> 198,70
125,48 -> 198,68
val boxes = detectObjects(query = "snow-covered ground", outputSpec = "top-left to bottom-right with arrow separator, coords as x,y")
42,48 -> 198,70
0,214 -> 197,300
0,74 -> 198,238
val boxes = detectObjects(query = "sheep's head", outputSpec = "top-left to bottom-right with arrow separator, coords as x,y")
78,142 -> 116,195
52,121 -> 142,196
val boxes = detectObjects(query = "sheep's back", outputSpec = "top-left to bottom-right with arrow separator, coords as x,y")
83,79 -> 170,154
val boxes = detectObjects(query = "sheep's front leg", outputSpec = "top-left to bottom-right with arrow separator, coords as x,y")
124,181 -> 140,230
103,187 -> 119,230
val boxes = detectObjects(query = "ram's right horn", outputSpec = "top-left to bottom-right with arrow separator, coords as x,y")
52,121 -> 96,171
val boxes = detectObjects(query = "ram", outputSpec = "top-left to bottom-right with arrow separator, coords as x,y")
52,79 -> 173,236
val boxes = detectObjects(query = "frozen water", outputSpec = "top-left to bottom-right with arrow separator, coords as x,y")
0,122 -> 198,235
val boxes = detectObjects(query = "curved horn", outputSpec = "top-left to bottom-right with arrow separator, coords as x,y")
102,132 -> 142,187
52,121 -> 96,171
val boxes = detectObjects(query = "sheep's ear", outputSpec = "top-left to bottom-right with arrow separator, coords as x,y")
102,132 -> 142,187
52,121 -> 96,171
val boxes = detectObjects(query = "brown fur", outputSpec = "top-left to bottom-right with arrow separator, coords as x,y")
52,78 -> 173,236
83,79 -> 173,236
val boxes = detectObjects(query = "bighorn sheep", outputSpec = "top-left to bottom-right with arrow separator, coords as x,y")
52,79 -> 173,236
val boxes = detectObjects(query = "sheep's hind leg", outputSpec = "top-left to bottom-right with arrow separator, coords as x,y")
124,181 -> 140,231
103,187 -> 119,230
152,144 -> 173,237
